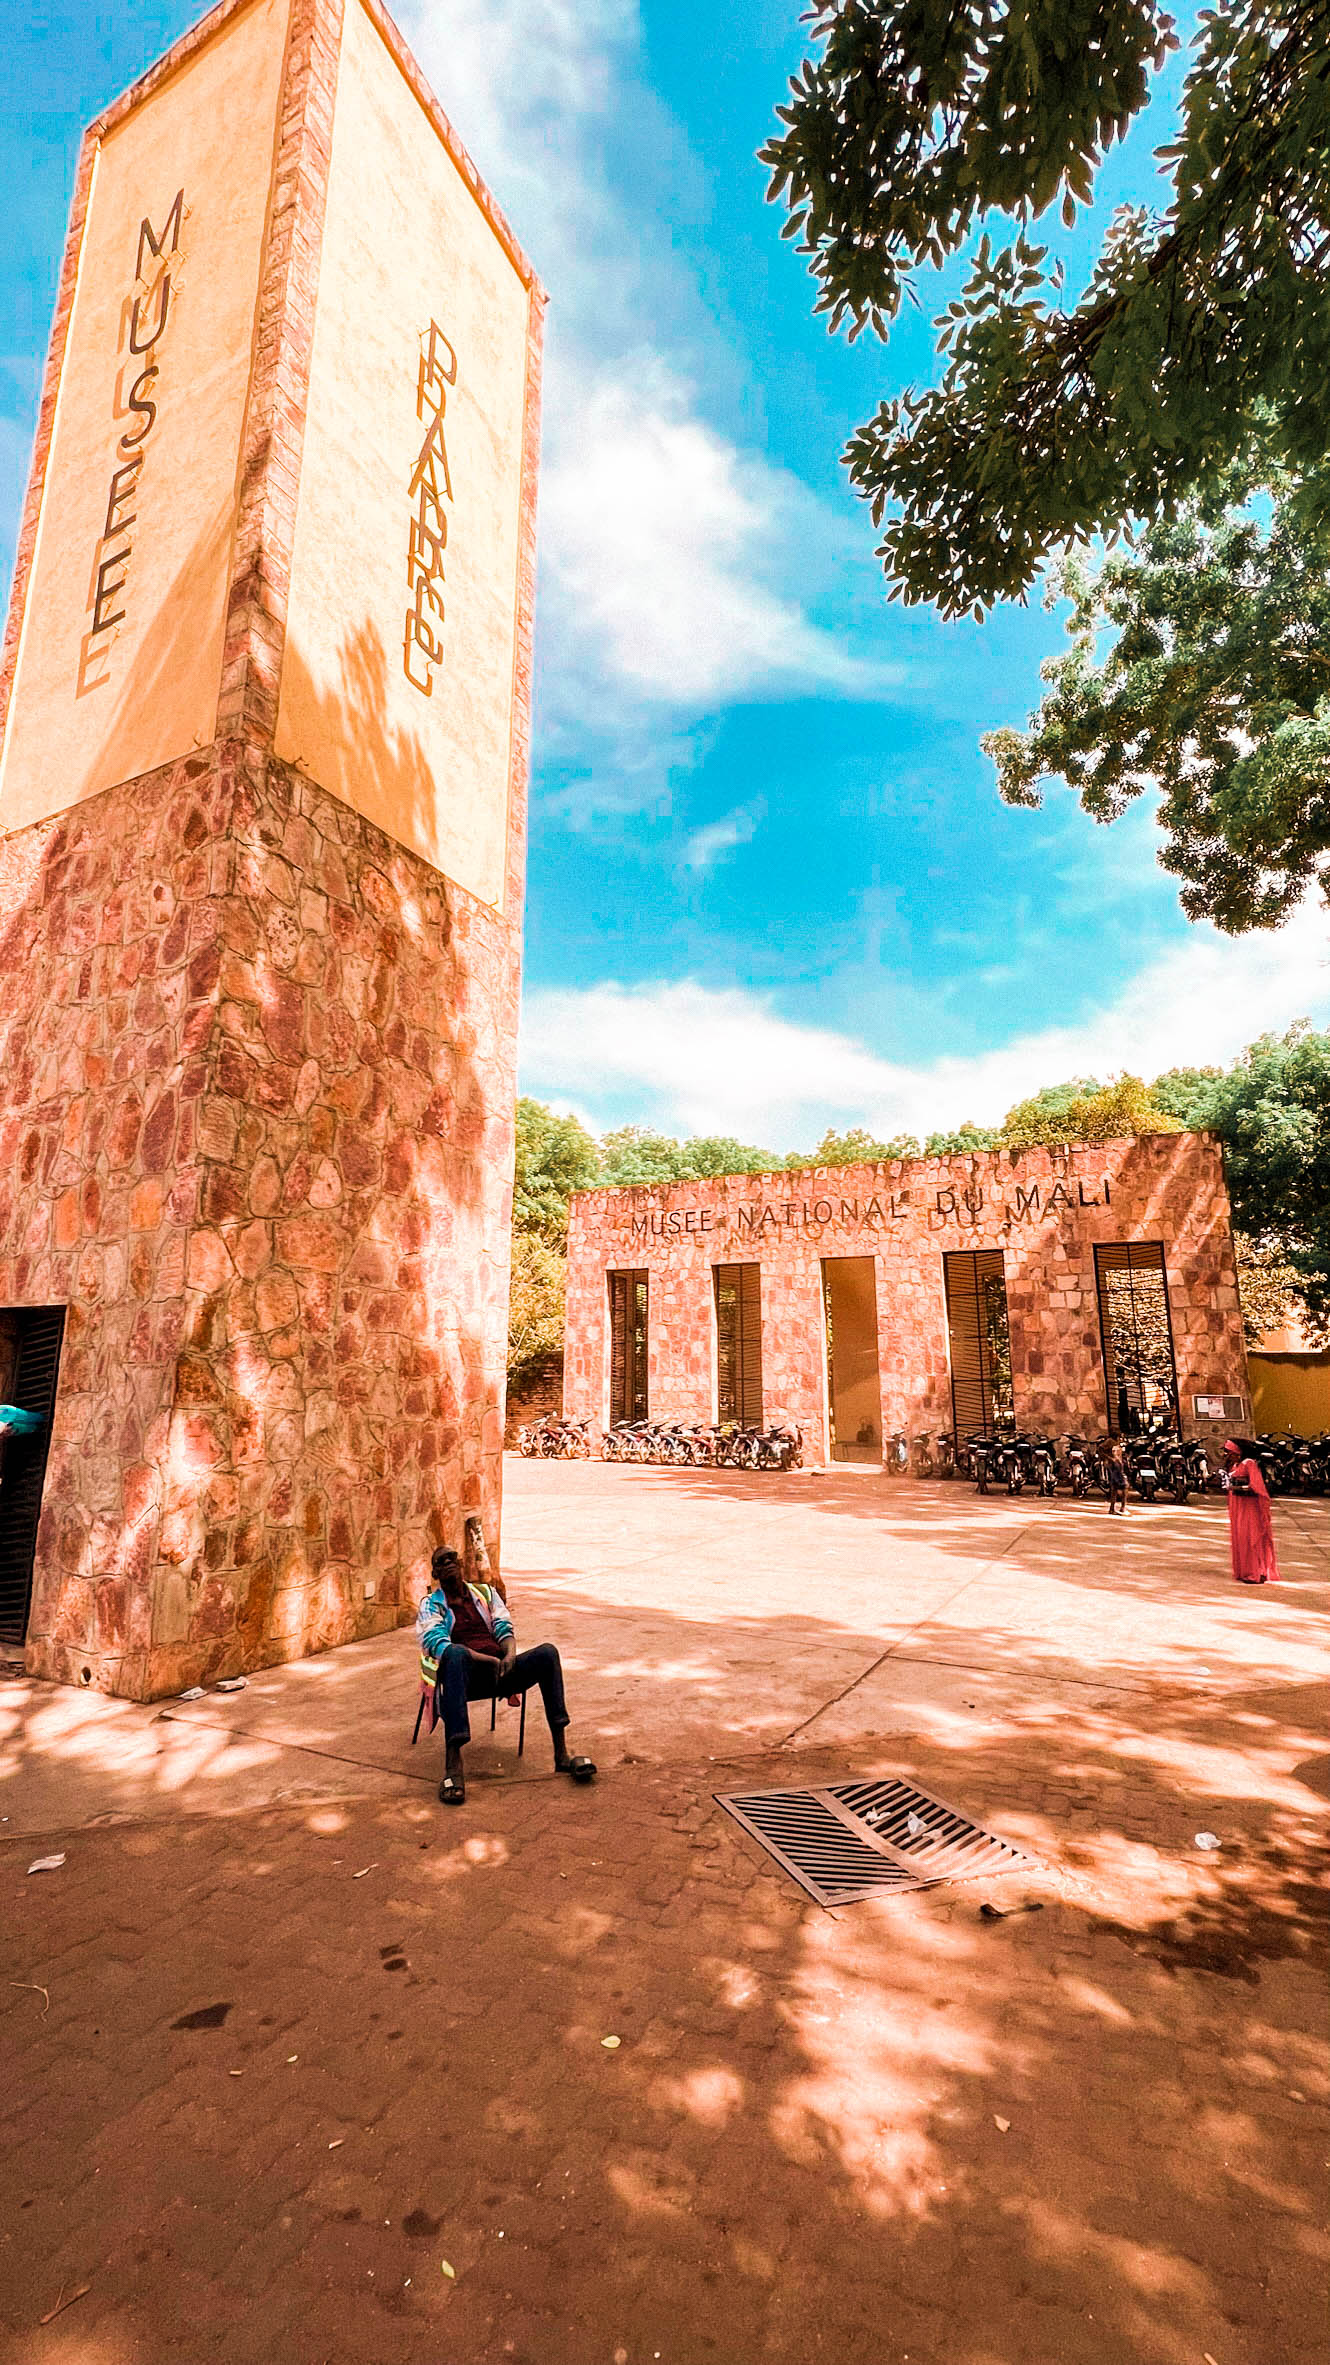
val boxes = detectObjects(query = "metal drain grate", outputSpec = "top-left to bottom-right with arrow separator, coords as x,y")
716,1775 -> 1033,1907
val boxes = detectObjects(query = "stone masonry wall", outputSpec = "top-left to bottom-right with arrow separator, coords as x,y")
0,0 -> 542,1698
563,1136 -> 1250,1465
0,739 -> 520,1695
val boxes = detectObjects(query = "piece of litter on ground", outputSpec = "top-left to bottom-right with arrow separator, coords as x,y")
906,1813 -> 925,1837
27,1854 -> 65,1874
1193,1832 -> 1221,1850
228,2069 -> 245,2077
38,2284 -> 91,2326
177,1686 -> 205,1700
1204,2353 -> 1220,2364
993,2116 -> 1011,2133
352,1864 -> 378,1879
215,1676 -> 247,1692
287,2055 -> 299,2063
601,2035 -> 621,2049
980,1899 -> 1044,1921
8,1980 -> 50,2015
1288,2089 -> 1306,2101
327,2138 -> 344,2150
440,2260 -> 455,2279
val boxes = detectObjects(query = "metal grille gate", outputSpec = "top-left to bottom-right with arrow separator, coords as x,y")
0,1306 -> 66,1645
1094,1242 -> 1179,1432
714,1262 -> 762,1426
943,1248 -> 1013,1438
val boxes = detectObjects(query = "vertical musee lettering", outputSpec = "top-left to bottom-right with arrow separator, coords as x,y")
82,190 -> 184,687
404,320 -> 457,697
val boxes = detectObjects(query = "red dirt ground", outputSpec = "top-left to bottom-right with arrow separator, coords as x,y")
3,1458 -> 1327,2365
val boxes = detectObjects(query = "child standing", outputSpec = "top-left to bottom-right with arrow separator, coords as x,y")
1105,1440 -> 1128,1515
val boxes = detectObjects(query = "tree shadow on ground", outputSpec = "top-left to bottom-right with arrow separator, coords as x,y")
2,1560 -> 1327,2364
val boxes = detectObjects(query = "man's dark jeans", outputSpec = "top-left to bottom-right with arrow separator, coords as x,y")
434,1641 -> 569,1746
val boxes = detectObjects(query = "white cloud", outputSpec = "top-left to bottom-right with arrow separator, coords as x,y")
520,899 -> 1330,1145
541,371 -> 890,708
681,800 -> 763,877
399,3 -> 884,728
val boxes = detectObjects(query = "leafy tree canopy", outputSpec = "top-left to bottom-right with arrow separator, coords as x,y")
1148,1062 -> 1227,1128
762,2 -> 1330,617
1186,1022 -> 1330,1322
598,1127 -> 779,1187
924,1122 -> 1003,1156
513,1098 -> 602,1243
984,457 -> 1330,930
507,1230 -> 567,1383
1000,1073 -> 1181,1148
803,1124 -> 921,1164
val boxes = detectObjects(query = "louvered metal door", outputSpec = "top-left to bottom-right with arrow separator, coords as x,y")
943,1249 -> 1013,1438
714,1263 -> 763,1425
0,1306 -> 65,1645
1094,1243 -> 1178,1432
608,1270 -> 648,1425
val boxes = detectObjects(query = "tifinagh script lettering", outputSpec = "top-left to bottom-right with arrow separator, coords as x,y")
403,320 -> 457,697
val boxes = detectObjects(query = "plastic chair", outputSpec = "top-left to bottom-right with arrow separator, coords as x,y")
412,1671 -> 526,1756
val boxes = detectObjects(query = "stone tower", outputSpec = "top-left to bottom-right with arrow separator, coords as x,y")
0,0 -> 543,1696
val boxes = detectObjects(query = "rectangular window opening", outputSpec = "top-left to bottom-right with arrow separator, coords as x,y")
714,1263 -> 763,1427
0,1305 -> 66,1645
607,1269 -> 649,1427
822,1255 -> 881,1463
1095,1243 -> 1179,1434
943,1249 -> 1013,1440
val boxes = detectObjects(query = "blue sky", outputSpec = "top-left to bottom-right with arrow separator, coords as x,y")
4,0 -> 1327,1148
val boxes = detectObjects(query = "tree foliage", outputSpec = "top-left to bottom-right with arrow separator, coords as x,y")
984,465 -> 1330,930
804,1124 -> 920,1164
513,1098 -> 602,1244
507,1229 -> 567,1383
923,1122 -> 1003,1157
1000,1073 -> 1181,1149
1231,1230 -> 1305,1348
598,1127 -> 780,1186
762,2 -> 1330,618
1188,1023 -> 1330,1324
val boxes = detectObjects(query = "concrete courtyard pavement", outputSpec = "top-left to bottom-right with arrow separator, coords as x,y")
3,1458 -> 1327,2365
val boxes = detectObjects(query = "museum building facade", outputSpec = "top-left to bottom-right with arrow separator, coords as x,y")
562,1134 -> 1251,1464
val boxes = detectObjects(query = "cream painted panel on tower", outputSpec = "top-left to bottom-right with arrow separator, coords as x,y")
275,0 -> 531,909
0,0 -> 289,833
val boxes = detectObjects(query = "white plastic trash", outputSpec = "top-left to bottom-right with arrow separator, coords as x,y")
1193,1831 -> 1221,1850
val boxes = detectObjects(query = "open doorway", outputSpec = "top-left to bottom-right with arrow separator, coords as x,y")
0,1305 -> 65,1646
822,1256 -> 881,1463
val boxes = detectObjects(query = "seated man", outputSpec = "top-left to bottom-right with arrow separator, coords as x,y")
415,1546 -> 594,1805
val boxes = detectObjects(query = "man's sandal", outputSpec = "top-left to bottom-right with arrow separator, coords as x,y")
561,1755 -> 597,1785
440,1745 -> 465,1805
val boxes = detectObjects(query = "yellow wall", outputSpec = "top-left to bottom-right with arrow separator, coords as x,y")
0,0 -> 288,831
1248,1354 -> 1330,1438
825,1255 -> 882,1453
274,0 -> 532,908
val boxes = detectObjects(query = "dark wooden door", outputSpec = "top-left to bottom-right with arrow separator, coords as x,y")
0,1306 -> 65,1645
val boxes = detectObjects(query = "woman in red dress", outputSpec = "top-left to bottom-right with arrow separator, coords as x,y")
1223,1440 -> 1280,1585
